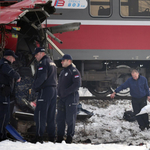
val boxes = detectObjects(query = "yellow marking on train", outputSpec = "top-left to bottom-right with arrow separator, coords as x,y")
12,27 -> 20,38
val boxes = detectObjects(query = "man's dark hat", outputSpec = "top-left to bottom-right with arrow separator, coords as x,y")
60,54 -> 73,60
33,47 -> 46,55
4,50 -> 18,58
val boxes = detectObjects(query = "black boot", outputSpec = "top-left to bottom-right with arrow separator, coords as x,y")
65,136 -> 72,144
31,136 -> 43,144
139,126 -> 145,131
56,136 -> 63,143
49,137 -> 55,143
0,134 -> 8,142
146,124 -> 150,130
0,137 -> 8,142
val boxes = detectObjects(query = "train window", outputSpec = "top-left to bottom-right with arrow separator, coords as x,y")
120,0 -> 150,17
90,0 -> 111,17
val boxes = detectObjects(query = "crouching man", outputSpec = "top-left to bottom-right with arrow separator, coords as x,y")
110,69 -> 150,131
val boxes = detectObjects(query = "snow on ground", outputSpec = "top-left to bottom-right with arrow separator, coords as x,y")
75,99 -> 149,145
78,87 -> 93,97
0,140 -> 149,150
1,88 -> 150,150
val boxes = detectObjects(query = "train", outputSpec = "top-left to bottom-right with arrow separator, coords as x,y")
1,0 -> 150,100
49,0 -> 150,97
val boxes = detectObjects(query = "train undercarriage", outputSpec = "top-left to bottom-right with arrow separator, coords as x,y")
72,60 -> 149,98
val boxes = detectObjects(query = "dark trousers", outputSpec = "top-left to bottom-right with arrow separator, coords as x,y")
34,87 -> 56,138
56,92 -> 79,138
132,96 -> 149,127
0,95 -> 10,140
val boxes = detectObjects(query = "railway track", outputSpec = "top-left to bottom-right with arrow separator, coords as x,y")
79,96 -> 132,101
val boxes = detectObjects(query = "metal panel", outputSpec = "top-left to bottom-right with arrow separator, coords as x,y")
52,49 -> 150,60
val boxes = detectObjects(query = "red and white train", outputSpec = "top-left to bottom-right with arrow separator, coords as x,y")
1,0 -> 150,98
48,0 -> 150,97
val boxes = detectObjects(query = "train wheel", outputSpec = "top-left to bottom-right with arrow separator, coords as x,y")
87,81 -> 112,98
110,75 -> 130,96
110,65 -> 131,96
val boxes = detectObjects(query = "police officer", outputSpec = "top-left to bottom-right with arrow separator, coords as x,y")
32,47 -> 57,143
0,50 -> 21,142
56,54 -> 81,144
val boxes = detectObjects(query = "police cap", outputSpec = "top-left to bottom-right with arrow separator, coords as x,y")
4,50 -> 18,58
61,54 -> 73,60
33,47 -> 46,55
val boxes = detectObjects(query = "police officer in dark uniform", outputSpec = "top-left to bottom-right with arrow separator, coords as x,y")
0,50 -> 21,142
56,54 -> 81,144
32,47 -> 57,143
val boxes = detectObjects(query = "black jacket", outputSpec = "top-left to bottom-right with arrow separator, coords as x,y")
58,64 -> 81,98
33,55 -> 57,92
0,58 -> 20,88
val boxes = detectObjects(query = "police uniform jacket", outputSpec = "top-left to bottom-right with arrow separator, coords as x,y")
58,64 -> 81,98
115,75 -> 149,99
33,55 -> 57,92
0,58 -> 20,89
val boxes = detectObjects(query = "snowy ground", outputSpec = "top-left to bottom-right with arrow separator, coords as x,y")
75,99 -> 150,145
1,88 -> 150,150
